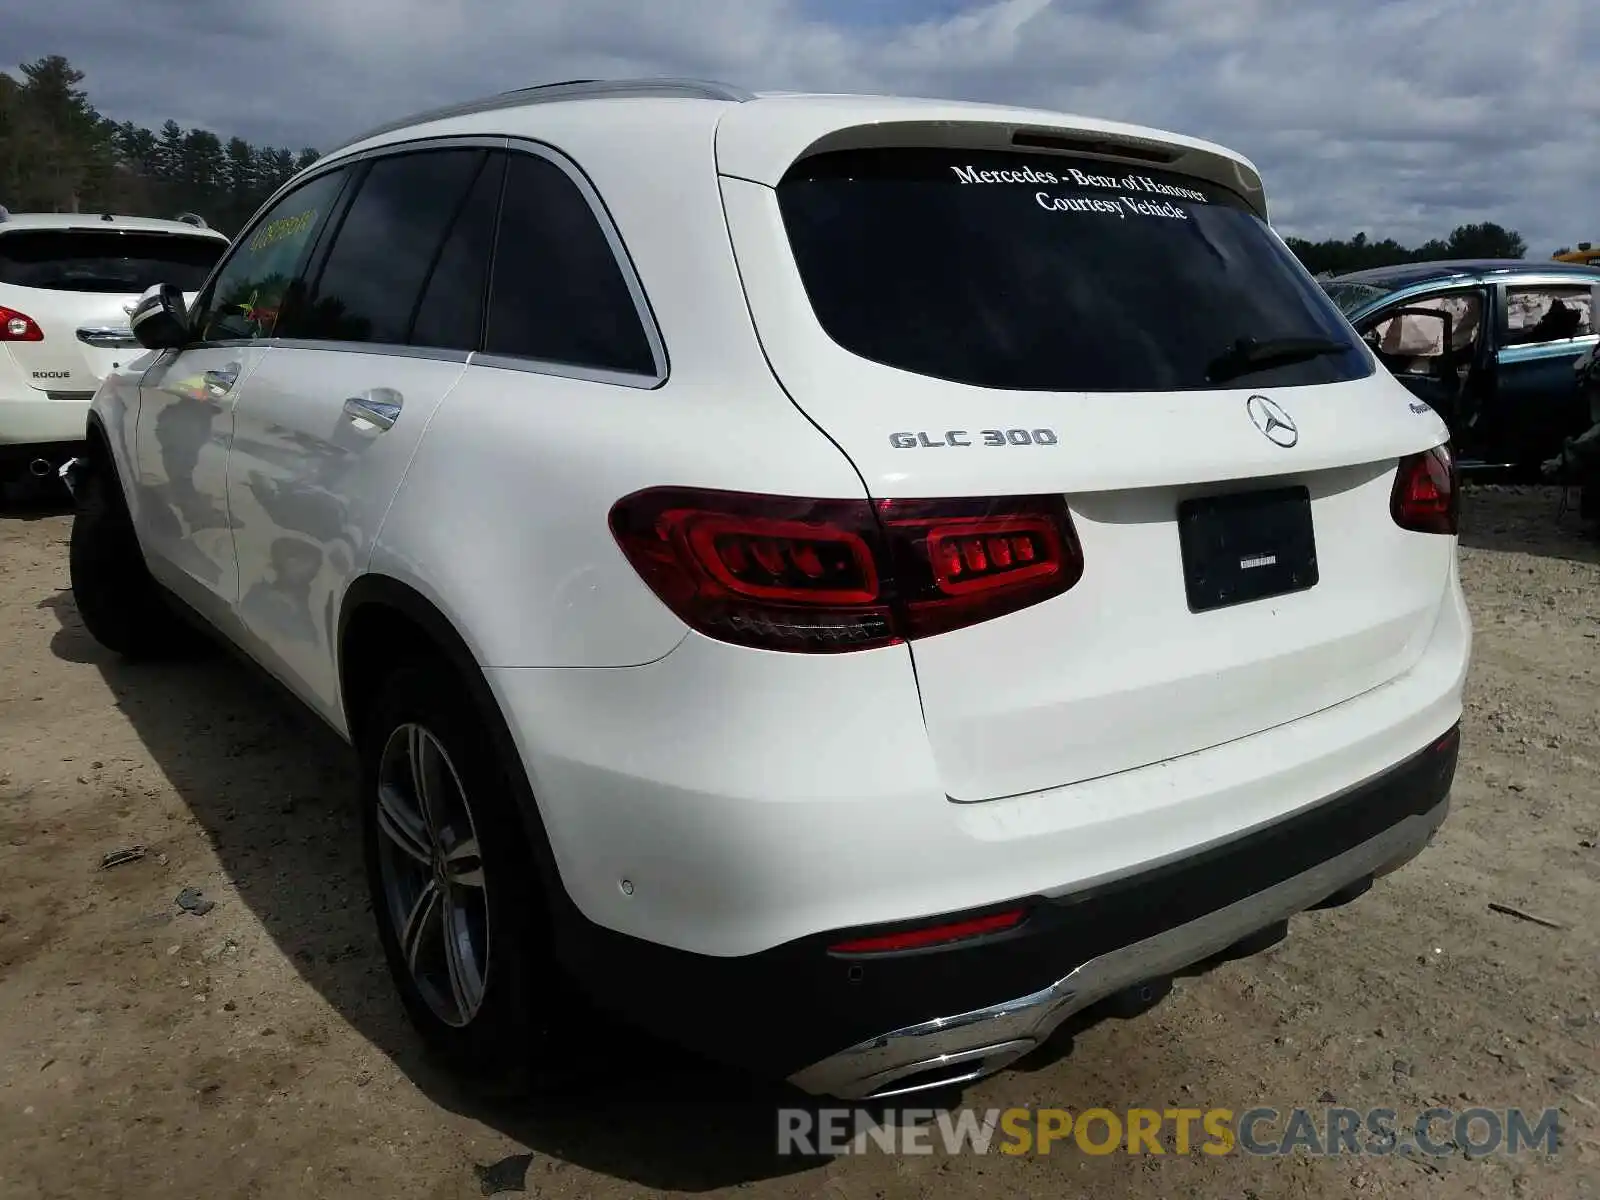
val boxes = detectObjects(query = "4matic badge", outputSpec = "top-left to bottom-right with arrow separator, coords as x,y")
890,428 -> 1059,448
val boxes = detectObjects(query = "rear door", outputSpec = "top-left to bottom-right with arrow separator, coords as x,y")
0,227 -> 224,394
225,145 -> 498,722
1486,280 -> 1600,467
723,142 -> 1456,802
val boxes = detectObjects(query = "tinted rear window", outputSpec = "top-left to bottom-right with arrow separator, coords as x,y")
777,149 -> 1371,392
0,230 -> 223,293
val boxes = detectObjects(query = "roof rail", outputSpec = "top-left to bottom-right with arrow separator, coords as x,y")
328,77 -> 754,154
174,212 -> 209,228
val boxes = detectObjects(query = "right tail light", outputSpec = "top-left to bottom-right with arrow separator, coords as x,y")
608,487 -> 1084,653
1390,444 -> 1458,536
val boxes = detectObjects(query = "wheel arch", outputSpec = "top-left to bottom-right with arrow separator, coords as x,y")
84,410 -> 113,459
337,574 -> 574,916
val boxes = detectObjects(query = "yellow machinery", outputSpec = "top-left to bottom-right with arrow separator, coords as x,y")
1554,242 -> 1600,266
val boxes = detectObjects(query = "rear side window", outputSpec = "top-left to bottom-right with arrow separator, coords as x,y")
294,148 -> 488,346
1503,285 -> 1594,346
777,149 -> 1371,392
0,230 -> 223,293
483,152 -> 657,377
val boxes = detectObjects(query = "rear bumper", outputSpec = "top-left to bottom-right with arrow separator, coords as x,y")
793,743 -> 1453,1098
488,560 -> 1470,962
0,390 -> 93,449
549,727 -> 1457,1095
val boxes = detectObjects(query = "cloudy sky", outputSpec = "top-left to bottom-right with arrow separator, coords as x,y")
12,0 -> 1599,252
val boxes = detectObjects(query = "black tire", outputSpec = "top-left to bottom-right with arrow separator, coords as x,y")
68,462 -> 198,658
358,659 -> 576,1096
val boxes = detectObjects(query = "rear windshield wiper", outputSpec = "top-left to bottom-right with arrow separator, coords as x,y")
1205,336 -> 1350,384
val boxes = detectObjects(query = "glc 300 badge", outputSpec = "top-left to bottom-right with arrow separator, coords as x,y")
890,428 -> 1059,448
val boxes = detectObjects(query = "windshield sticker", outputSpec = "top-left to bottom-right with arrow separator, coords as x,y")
951,162 -> 1209,222
248,207 -> 318,255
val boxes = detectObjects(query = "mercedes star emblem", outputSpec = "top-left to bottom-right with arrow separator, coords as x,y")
1246,395 -> 1298,448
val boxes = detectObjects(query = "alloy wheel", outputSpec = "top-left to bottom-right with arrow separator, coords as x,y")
374,723 -> 490,1027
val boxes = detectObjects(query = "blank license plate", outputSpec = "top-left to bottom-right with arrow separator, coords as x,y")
1178,486 -> 1318,612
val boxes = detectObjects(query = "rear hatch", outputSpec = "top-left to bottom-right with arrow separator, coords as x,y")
0,226 -> 222,392
719,131 -> 1457,802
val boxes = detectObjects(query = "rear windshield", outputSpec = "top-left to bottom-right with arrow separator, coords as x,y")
777,149 -> 1371,392
0,229 -> 224,293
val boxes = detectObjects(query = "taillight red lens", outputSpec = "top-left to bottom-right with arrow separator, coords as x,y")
609,490 -> 896,652
0,306 -> 43,342
608,488 -> 1084,653
1391,444 -> 1458,535
878,497 -> 1083,640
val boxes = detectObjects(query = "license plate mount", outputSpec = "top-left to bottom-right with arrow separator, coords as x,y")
1178,485 -> 1318,613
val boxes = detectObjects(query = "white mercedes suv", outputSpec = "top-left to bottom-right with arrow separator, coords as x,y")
68,79 -> 1471,1102
0,210 -> 228,489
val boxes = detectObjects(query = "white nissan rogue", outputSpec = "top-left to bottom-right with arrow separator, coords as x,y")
68,80 -> 1471,1102
0,210 -> 227,488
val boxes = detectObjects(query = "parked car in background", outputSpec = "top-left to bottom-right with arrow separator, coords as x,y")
0,210 -> 229,490
1322,260 -> 1600,474
68,80 -> 1467,1102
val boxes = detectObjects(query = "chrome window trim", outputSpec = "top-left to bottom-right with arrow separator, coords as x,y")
468,352 -> 661,390
272,339 -> 473,364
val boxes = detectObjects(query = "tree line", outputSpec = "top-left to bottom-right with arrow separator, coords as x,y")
0,54 -> 1539,271
1283,223 -> 1530,277
0,55 -> 321,236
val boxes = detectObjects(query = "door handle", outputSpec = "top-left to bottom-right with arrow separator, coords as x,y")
203,363 -> 240,389
343,390 -> 403,431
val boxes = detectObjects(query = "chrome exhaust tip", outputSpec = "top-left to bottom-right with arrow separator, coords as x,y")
28,457 -> 52,478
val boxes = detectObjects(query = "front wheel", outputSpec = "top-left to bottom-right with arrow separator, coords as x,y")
68,460 -> 198,658
359,660 -> 575,1094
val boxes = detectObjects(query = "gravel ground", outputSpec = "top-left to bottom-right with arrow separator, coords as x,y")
0,485 -> 1597,1199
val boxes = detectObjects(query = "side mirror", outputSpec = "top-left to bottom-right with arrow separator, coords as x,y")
129,283 -> 190,350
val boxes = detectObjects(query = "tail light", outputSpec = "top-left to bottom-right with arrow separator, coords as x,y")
608,488 -> 1084,653
0,306 -> 43,342
1391,444 -> 1457,535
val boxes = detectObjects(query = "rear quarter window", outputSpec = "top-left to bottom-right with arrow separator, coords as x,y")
0,229 -> 224,293
777,149 -> 1371,393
